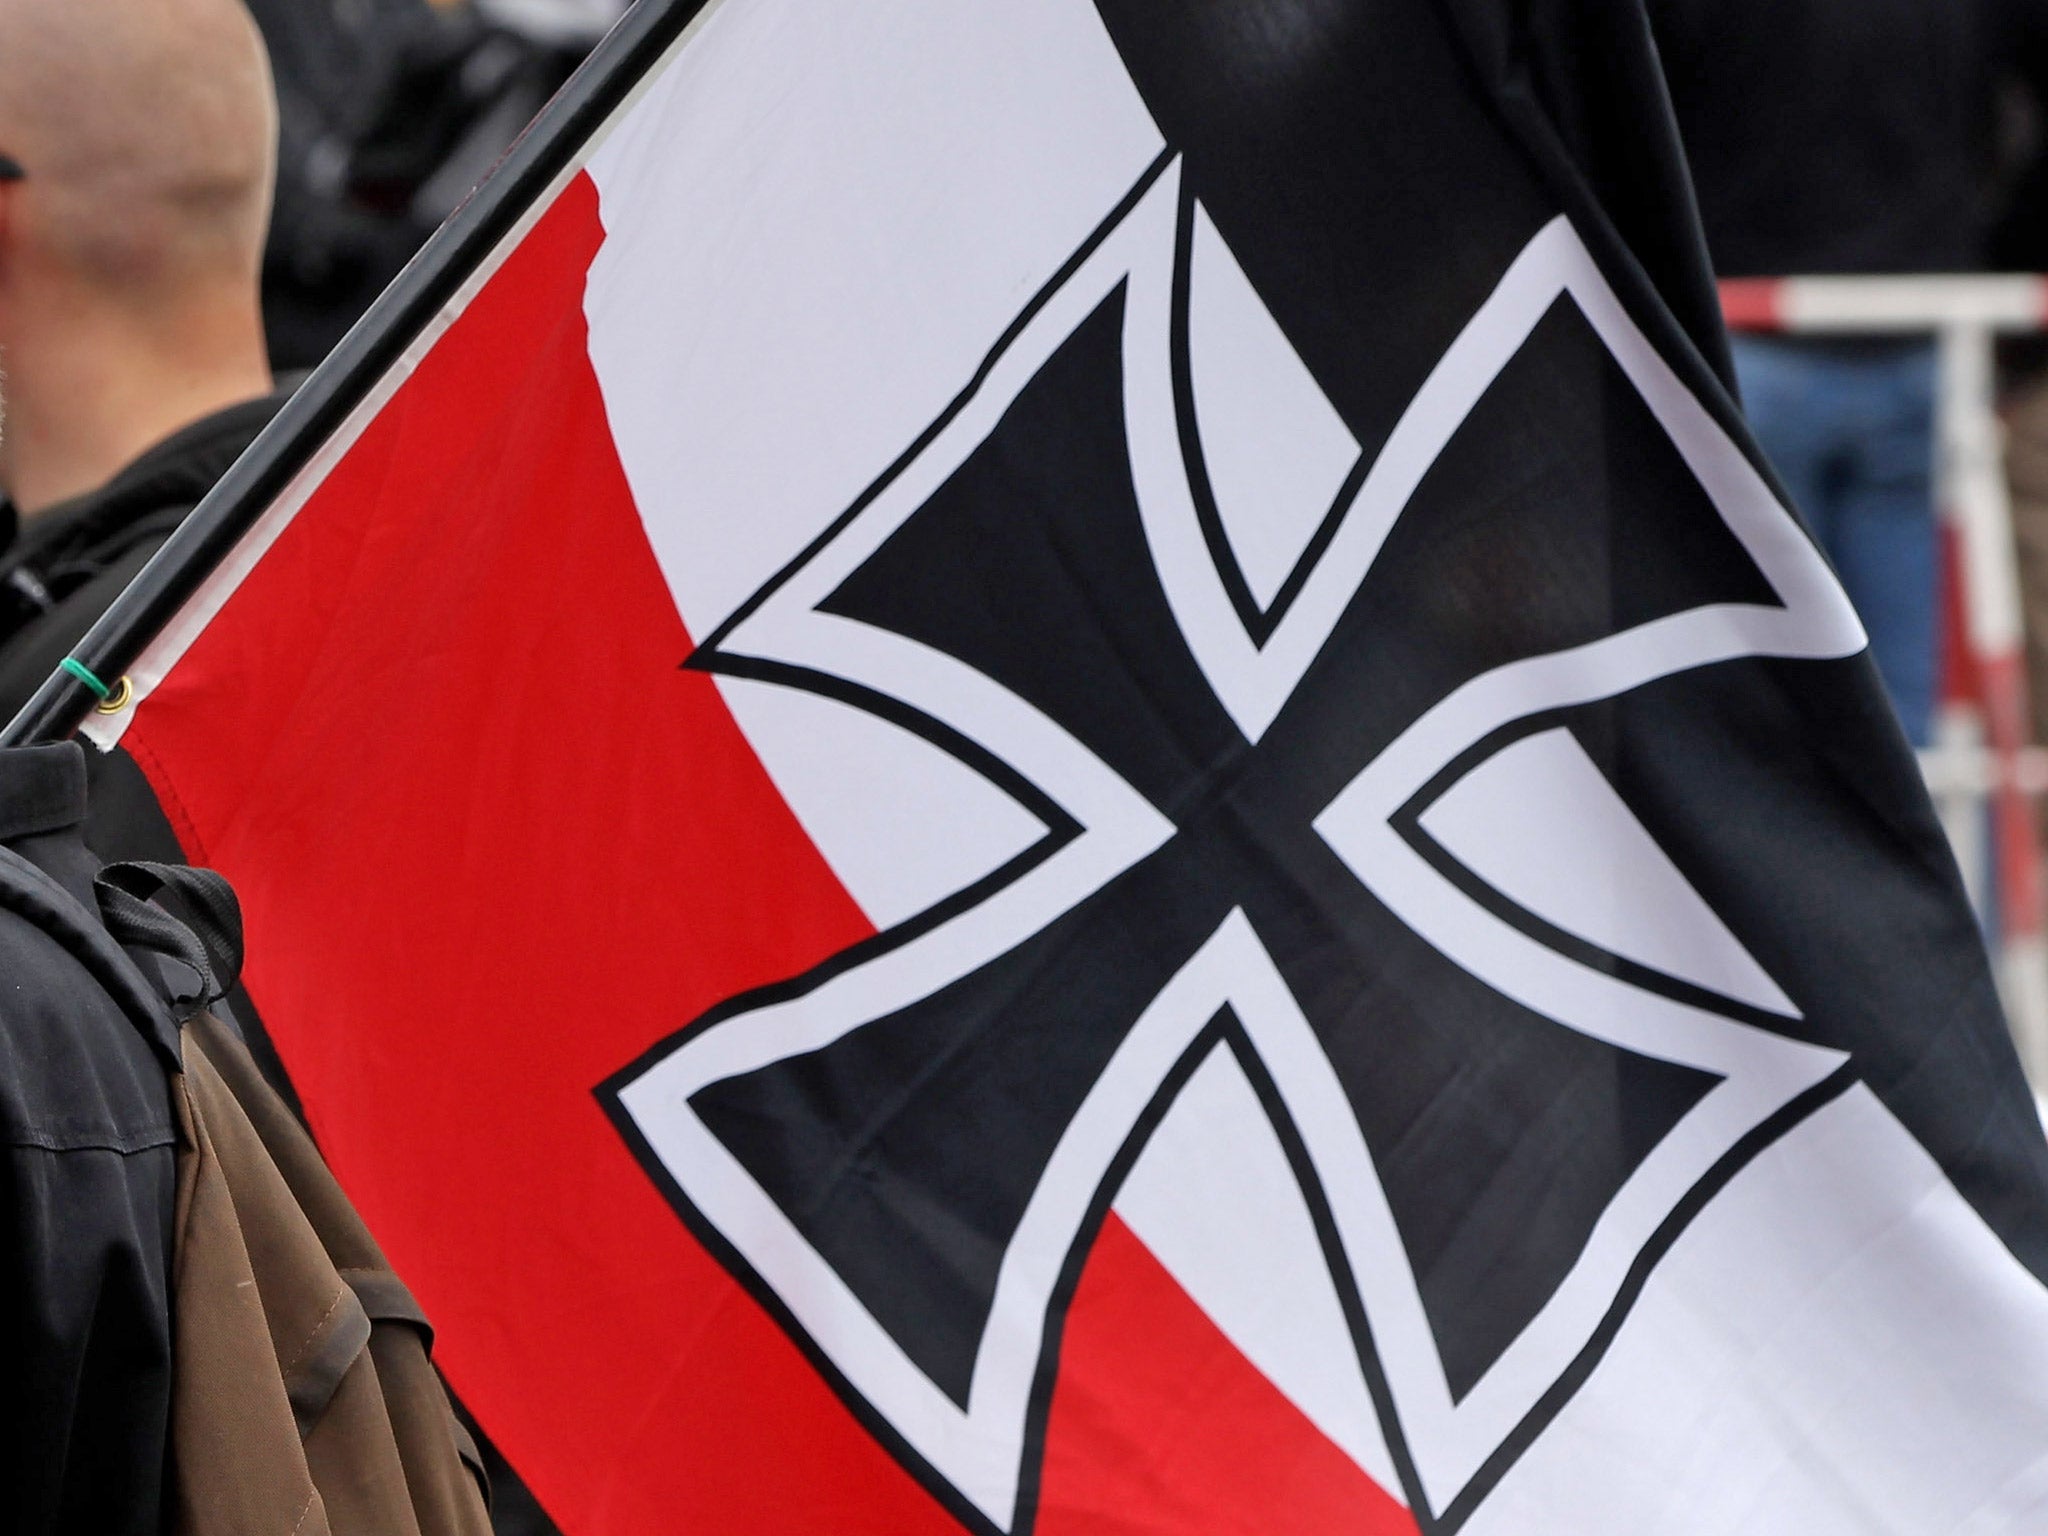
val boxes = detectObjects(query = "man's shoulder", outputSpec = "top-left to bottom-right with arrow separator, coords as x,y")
0,908 -> 179,1157
0,746 -> 178,1155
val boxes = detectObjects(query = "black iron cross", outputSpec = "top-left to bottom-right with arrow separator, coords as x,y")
607,161 -> 1854,1536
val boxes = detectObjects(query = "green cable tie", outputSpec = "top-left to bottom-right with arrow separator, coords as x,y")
59,658 -> 113,702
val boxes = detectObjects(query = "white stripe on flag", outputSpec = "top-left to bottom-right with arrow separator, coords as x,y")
1465,1087 -> 2048,1535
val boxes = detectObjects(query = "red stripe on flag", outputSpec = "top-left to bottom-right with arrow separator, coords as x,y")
122,172 -> 955,1534
1038,1216 -> 1416,1536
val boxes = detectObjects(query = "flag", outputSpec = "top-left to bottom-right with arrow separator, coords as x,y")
44,0 -> 2048,1530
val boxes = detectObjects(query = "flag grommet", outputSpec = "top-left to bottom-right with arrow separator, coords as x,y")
93,676 -> 133,715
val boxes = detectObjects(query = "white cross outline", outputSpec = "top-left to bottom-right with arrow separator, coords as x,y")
615,160 -> 1863,1531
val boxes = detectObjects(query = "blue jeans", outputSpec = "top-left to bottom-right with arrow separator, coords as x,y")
1732,336 -> 1940,746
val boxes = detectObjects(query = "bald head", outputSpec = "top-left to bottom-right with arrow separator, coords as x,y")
0,0 -> 276,296
0,0 -> 277,514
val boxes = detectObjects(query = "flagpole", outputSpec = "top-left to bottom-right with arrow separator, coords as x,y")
0,0 -> 713,750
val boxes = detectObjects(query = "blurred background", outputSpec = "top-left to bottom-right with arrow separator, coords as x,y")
1644,0 -> 2048,1089
251,0 -> 626,371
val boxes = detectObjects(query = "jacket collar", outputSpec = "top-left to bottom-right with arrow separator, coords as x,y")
12,386 -> 297,561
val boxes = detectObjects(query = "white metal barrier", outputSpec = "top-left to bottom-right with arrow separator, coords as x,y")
1723,275 -> 2048,1077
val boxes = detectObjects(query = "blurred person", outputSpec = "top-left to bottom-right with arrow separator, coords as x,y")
0,0 -> 286,728
252,0 -> 600,371
1647,0 -> 2047,747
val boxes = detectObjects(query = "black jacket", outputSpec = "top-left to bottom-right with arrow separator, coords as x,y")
1646,0 -> 2047,276
0,391 -> 293,877
0,743 -> 182,1535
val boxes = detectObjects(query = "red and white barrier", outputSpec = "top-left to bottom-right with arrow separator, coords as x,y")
1725,277 -> 2048,1076
1722,275 -> 2048,336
